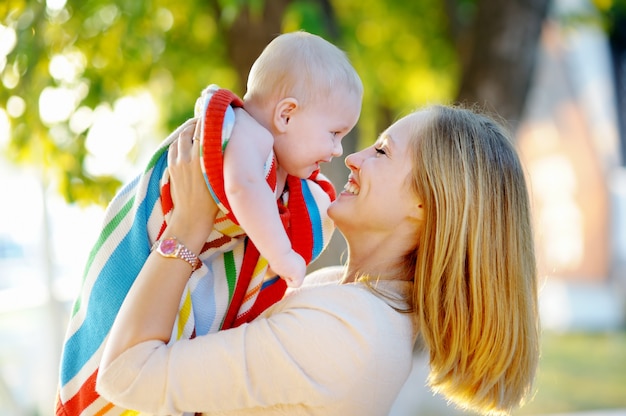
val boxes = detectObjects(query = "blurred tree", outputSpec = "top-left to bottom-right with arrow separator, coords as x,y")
0,0 -> 548,206
558,0 -> 626,166
602,0 -> 626,165
446,0 -> 550,131
1,0 -> 239,205
211,0 -> 293,88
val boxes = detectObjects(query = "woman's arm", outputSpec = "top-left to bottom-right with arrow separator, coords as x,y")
100,120 -> 219,370
96,283 -> 414,415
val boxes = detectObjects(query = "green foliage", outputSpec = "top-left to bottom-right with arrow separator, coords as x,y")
1,0 -> 458,205
592,0 -> 626,36
515,331 -> 626,415
286,0 -> 458,147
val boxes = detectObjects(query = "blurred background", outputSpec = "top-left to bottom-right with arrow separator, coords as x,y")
1,0 -> 625,415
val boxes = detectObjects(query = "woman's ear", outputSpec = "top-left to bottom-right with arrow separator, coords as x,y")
410,201 -> 426,222
273,98 -> 298,133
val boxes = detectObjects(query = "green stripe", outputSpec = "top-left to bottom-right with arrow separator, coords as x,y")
144,145 -> 168,173
71,195 -> 136,317
224,250 -> 237,301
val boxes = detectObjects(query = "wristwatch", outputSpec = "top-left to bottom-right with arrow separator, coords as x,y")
152,237 -> 200,270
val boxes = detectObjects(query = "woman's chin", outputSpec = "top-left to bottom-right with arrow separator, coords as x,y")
328,193 -> 353,222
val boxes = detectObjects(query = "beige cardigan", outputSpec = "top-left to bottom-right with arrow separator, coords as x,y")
96,267 -> 417,416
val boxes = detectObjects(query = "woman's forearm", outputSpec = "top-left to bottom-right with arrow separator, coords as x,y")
99,226 -> 208,371
100,122 -> 217,371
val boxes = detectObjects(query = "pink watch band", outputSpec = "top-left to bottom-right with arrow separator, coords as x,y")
152,237 -> 200,270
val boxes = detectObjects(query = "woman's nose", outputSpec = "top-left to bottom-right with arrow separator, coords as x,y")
344,150 -> 363,171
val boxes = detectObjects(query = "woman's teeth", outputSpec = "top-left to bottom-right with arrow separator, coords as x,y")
343,182 -> 359,195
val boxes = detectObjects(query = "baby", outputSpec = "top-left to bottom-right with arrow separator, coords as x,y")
190,31 -> 363,287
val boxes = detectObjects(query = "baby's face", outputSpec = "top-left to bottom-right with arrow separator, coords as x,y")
273,92 -> 361,179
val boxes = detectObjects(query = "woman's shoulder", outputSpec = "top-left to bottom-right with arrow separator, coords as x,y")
282,269 -> 413,326
301,265 -> 345,286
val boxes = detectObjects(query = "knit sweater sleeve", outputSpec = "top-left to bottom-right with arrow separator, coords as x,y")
96,283 -> 415,415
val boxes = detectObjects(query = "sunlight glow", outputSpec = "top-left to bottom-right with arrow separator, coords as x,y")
0,24 -> 17,57
0,109 -> 9,147
69,106 -> 94,134
0,24 -> 17,84
39,87 -> 78,124
85,104 -> 137,176
83,91 -> 160,179
530,153 -> 584,271
6,95 -> 26,118
47,0 -> 67,11
2,63 -> 19,89
0,166 -> 43,239
49,52 -> 86,82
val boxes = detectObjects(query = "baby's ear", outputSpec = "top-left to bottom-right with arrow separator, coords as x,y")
273,98 -> 298,133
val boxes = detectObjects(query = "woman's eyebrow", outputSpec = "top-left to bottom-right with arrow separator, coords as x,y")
380,133 -> 394,149
376,133 -> 388,144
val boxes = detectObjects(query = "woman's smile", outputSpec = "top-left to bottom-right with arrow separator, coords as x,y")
342,176 -> 360,195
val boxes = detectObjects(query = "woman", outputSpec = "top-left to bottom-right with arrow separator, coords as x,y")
97,105 -> 539,415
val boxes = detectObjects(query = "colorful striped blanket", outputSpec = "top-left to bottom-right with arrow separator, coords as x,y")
55,88 -> 336,416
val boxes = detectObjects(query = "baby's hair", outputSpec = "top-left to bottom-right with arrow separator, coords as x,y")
407,105 -> 539,415
244,31 -> 363,107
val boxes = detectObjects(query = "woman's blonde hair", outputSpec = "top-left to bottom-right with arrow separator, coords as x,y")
408,105 -> 539,415
243,31 -> 363,107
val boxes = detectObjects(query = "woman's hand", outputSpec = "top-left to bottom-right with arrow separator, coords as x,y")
166,120 -> 219,253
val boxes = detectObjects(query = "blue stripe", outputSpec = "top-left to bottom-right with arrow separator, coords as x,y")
191,263 -> 217,336
300,180 -> 323,260
60,154 -> 168,386
261,275 -> 280,290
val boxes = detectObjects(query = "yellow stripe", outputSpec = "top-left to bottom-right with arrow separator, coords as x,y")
177,288 -> 192,339
220,223 -> 244,236
253,257 -> 269,277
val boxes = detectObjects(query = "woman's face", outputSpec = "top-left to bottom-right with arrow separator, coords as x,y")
328,112 -> 425,236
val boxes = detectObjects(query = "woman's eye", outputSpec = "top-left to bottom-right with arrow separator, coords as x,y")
375,147 -> 386,156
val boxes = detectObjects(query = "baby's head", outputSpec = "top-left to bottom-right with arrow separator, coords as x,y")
244,31 -> 363,109
244,31 -> 363,179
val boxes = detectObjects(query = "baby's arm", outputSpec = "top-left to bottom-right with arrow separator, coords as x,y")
224,108 -> 306,287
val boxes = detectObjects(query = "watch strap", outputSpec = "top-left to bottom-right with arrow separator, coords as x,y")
152,237 -> 201,270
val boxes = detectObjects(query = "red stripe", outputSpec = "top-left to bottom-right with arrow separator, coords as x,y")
285,176 -> 314,264
228,175 -> 320,328
56,370 -> 100,416
221,240 -> 260,329
233,277 -> 286,328
202,89 -> 244,225
311,171 -> 336,201
266,157 -> 277,193
161,181 -> 173,215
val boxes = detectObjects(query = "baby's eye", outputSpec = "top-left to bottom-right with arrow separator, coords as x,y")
375,147 -> 386,156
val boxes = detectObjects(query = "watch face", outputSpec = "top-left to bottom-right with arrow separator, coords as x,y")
160,238 -> 178,255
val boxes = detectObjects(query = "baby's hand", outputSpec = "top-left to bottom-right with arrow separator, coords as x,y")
270,250 -> 306,288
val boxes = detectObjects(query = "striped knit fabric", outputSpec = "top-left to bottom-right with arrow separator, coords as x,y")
55,87 -> 336,416
195,85 -> 278,228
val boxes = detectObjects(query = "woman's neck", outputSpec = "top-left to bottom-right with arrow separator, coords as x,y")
337,209 -> 421,283
340,235 -> 413,284
337,218 -> 418,282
